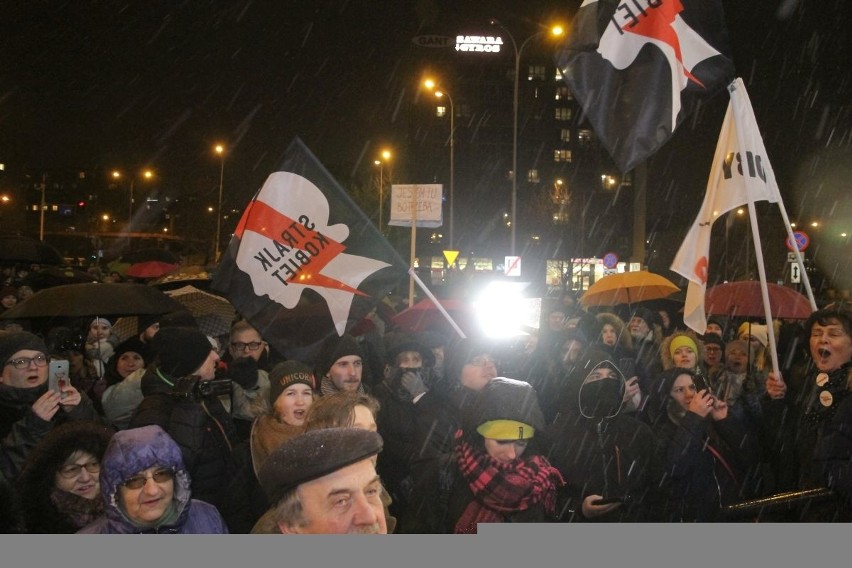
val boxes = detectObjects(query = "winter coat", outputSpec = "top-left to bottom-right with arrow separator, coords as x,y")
762,363 -> 852,520
77,425 -> 228,534
101,367 -> 146,430
0,382 -> 99,478
546,355 -> 664,522
128,367 -> 240,526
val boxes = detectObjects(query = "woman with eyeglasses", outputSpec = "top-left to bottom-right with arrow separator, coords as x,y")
17,420 -> 114,533
78,424 -> 229,533
642,368 -> 761,522
0,331 -> 99,478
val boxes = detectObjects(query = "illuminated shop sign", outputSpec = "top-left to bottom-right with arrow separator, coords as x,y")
454,35 -> 503,53
412,35 -> 453,48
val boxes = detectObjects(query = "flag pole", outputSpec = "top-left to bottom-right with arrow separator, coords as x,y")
408,184 -> 418,307
408,268 -> 467,340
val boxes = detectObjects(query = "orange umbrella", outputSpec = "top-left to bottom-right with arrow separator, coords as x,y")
580,271 -> 680,308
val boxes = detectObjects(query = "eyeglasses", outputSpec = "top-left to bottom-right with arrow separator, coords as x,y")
121,468 -> 176,490
230,341 -> 264,352
4,354 -> 48,370
58,461 -> 101,479
671,384 -> 698,395
468,355 -> 496,367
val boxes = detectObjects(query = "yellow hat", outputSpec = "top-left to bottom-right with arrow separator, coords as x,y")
669,335 -> 698,358
476,420 -> 536,440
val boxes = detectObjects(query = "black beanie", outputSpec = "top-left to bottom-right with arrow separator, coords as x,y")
153,327 -> 212,377
464,377 -> 545,434
444,337 -> 495,384
630,307 -> 659,328
0,331 -> 47,367
314,334 -> 364,379
114,337 -> 152,366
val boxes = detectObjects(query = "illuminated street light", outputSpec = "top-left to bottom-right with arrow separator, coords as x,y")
423,78 -> 456,249
489,19 -> 564,255
214,144 -> 226,262
112,169 -> 154,231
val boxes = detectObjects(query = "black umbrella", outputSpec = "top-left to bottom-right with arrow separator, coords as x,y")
22,266 -> 99,290
0,235 -> 63,265
0,283 -> 185,320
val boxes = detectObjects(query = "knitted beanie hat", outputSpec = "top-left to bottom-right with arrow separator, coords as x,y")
268,360 -> 316,404
0,331 -> 47,367
153,327 -> 212,377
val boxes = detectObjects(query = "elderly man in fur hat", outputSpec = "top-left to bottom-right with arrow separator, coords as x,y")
257,427 -> 387,534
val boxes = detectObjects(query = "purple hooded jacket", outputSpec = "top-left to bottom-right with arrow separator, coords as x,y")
78,425 -> 228,534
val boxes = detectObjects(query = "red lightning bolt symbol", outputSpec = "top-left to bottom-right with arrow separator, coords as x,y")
235,199 -> 367,296
627,0 -> 706,88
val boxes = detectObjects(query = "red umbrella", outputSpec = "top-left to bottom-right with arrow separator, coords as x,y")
705,281 -> 813,319
126,261 -> 180,279
391,298 -> 475,334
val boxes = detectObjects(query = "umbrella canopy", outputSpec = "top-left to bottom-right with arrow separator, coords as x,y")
22,266 -> 99,290
126,261 -> 180,279
705,281 -> 814,320
391,298 -> 475,335
0,283 -> 185,320
0,235 -> 63,265
120,248 -> 181,264
580,271 -> 681,308
164,285 -> 237,337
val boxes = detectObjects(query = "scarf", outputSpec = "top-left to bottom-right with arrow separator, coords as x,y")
320,375 -> 365,397
50,487 -> 105,530
452,430 -> 564,534
250,414 -> 305,475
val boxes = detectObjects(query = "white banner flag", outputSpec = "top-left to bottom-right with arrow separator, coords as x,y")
671,78 -> 782,334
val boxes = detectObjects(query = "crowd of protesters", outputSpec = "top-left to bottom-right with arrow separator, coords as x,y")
2,264 -> 852,533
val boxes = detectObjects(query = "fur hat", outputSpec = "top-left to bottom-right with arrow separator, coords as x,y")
314,334 -> 364,379
268,360 -> 316,404
153,327 -> 212,377
0,331 -> 47,368
257,427 -> 383,506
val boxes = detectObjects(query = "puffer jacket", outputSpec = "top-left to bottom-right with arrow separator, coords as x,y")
78,424 -> 228,534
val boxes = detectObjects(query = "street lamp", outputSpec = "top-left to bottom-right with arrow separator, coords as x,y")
489,19 -> 564,255
112,169 -> 153,232
374,149 -> 391,233
214,144 -> 225,262
423,78 -> 456,249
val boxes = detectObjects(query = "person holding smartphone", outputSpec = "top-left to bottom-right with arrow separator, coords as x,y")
0,331 -> 98,479
643,368 -> 761,522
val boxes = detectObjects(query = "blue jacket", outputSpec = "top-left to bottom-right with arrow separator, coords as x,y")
78,424 -> 228,534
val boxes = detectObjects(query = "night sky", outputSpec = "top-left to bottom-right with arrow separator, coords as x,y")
1,0 -> 850,290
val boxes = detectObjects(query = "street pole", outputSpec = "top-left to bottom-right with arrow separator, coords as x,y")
39,173 -> 46,241
214,145 -> 225,263
128,178 -> 135,231
447,92 -> 455,250
379,163 -> 383,233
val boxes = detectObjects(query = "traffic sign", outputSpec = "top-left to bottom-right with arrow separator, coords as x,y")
787,251 -> 805,263
785,231 -> 810,252
791,263 -> 801,283
602,252 -> 619,269
505,256 -> 521,277
443,250 -> 459,266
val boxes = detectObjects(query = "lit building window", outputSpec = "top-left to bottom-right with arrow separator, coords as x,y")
527,65 -> 545,81
51,204 -> 58,211
578,129 -> 594,144
554,149 -> 572,163
555,107 -> 572,121
527,169 -> 540,183
436,105 -> 446,117
554,68 -> 563,81
555,86 -> 572,101
560,128 -> 571,142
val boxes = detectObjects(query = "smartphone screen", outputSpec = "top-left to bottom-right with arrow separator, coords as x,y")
48,360 -> 70,396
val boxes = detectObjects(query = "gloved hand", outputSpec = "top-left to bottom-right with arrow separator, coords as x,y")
228,357 -> 259,390
399,369 -> 427,400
